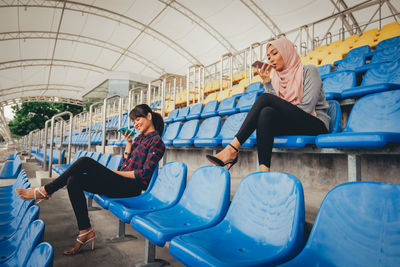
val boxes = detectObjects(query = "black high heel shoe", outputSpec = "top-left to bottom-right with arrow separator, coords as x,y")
206,144 -> 239,170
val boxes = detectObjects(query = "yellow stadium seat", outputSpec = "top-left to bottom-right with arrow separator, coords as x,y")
203,92 -> 218,104
377,22 -> 400,42
238,78 -> 251,89
211,80 -> 220,92
319,53 -> 344,65
251,75 -> 263,83
343,34 -> 359,46
204,81 -> 213,93
314,44 -> 329,53
232,72 -> 244,83
230,84 -> 245,96
217,89 -> 232,102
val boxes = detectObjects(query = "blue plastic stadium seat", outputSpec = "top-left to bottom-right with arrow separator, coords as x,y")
323,71 -> 356,99
245,82 -> 263,94
186,103 -> 203,120
193,116 -> 222,147
281,182 -> 400,267
164,109 -> 179,123
375,35 -> 400,51
341,59 -> 400,99
236,92 -> 258,112
220,113 -> 255,147
162,122 -> 182,146
0,220 -> 45,267
89,151 -> 101,161
217,95 -> 241,115
98,153 -> 111,167
175,106 -> 190,122
273,100 -> 341,148
26,242 -> 54,267
108,162 -> 187,223
0,205 -> 39,260
0,170 -> 28,196
0,156 -> 22,179
370,44 -> 400,65
201,100 -> 219,118
317,64 -> 332,78
6,153 -> 17,160
173,120 -> 200,146
170,171 -> 305,267
316,90 -> 400,148
106,155 -> 122,171
130,166 -> 230,247
93,166 -> 159,209
335,45 -> 371,72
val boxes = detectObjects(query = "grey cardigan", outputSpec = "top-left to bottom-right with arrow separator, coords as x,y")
263,64 -> 330,130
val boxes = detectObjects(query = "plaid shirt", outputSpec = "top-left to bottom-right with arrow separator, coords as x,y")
118,131 -> 165,189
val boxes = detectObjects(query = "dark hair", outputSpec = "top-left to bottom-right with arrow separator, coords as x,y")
129,104 -> 164,136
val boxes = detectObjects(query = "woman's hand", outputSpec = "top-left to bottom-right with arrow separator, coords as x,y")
122,130 -> 134,143
257,63 -> 272,83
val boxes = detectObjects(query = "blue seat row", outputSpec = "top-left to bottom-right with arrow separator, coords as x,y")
164,84 -> 263,123
0,170 -> 54,267
323,59 -> 400,100
88,160 -> 400,266
163,100 -> 342,148
34,149 -> 65,164
0,153 -> 22,179
52,151 -> 110,175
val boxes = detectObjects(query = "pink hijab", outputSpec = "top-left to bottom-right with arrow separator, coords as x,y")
267,38 -> 315,115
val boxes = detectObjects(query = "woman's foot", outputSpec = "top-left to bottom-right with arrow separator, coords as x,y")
207,140 -> 240,170
64,228 -> 96,255
259,164 -> 271,172
16,187 -> 49,202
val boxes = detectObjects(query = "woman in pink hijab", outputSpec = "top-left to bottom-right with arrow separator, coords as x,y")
207,37 -> 330,171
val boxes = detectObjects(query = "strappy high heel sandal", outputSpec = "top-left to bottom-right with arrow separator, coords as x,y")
206,143 -> 239,170
64,229 -> 96,256
16,187 -> 50,204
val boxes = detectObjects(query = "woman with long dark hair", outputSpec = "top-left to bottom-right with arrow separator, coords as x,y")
16,104 -> 165,255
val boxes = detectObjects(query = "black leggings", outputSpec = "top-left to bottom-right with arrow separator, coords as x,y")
235,93 -> 328,168
44,157 -> 142,230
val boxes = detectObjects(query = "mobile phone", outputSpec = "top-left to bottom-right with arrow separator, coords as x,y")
252,61 -> 270,69
118,127 -> 136,136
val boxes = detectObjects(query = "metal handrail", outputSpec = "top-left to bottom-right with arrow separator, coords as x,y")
48,111 -> 73,177
101,95 -> 121,154
88,101 -> 103,151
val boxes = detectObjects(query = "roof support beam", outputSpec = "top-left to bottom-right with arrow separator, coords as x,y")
385,0 -> 400,21
158,0 -> 237,53
329,0 -> 358,35
240,0 -> 283,38
337,0 -> 362,34
0,31 -> 165,75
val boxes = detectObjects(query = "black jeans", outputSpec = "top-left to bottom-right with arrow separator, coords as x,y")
44,157 -> 142,230
235,93 -> 328,168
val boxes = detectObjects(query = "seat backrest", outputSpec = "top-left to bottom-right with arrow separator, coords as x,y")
225,172 -> 304,251
176,107 -> 190,119
162,122 -> 182,141
201,100 -> 218,115
178,166 -> 230,221
344,90 -> 400,133
218,113 -> 247,139
15,220 -> 45,267
106,155 -> 122,171
195,116 -> 221,139
336,45 -> 370,71
370,45 -> 400,64
305,182 -> 400,266
317,64 -> 332,76
327,100 -> 341,133
10,205 -> 40,246
245,82 -> 262,94
98,153 -> 111,167
323,71 -> 356,93
176,120 -> 199,140
167,109 -> 179,120
90,152 -> 102,161
187,103 -> 203,117
86,151 -> 94,158
149,162 -> 187,204
374,35 -> 400,51
362,59 -> 400,86
218,96 -> 238,113
26,242 -> 54,267
71,151 -> 82,163
79,151 -> 88,158
236,92 -> 258,110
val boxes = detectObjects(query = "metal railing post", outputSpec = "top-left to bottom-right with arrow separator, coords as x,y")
102,95 -> 121,154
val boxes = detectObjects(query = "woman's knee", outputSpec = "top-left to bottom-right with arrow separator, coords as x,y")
66,176 -> 81,191
258,107 -> 277,123
256,93 -> 276,106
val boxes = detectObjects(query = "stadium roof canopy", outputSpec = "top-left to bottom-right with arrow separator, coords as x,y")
0,0 -> 399,107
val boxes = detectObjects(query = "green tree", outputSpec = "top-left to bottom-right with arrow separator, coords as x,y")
8,102 -> 83,137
